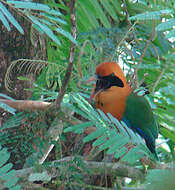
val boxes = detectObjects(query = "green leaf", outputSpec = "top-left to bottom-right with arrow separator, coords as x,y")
99,133 -> 123,151
77,6 -> 92,30
78,1 -> 99,29
114,147 -> 128,159
93,135 -> 107,146
0,2 -> 24,34
28,15 -> 61,45
78,0 -> 110,28
156,18 -> 175,31
41,18 -> 52,26
0,93 -> 15,100
55,27 -> 77,45
129,10 -> 172,21
64,121 -> 94,133
32,23 -> 45,34
0,101 -> 16,115
100,0 -> 118,21
47,9 -> 62,16
83,128 -> 106,143
0,146 -> 19,189
98,109 -> 111,123
89,0 -> 110,27
0,11 -> 10,31
160,127 -> 175,143
4,175 -> 18,188
109,0 -> 122,13
40,13 -> 67,25
165,29 -> 175,39
121,147 -> 144,164
107,136 -> 129,154
1,169 -> 16,180
0,148 -> 10,167
0,163 -> 13,176
1,112 -> 26,130
7,1 -> 51,11
107,113 -> 127,135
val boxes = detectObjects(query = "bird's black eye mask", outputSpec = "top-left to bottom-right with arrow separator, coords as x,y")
94,73 -> 124,94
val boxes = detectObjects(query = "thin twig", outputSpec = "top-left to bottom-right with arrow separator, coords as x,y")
122,0 -> 138,45
56,0 -> 77,108
111,22 -> 137,61
131,21 -> 157,89
39,119 -> 63,164
152,62 -> 167,94
77,40 -> 90,79
131,32 -> 154,88
122,0 -> 131,26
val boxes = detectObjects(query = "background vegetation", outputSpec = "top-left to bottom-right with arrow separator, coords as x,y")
0,0 -> 175,189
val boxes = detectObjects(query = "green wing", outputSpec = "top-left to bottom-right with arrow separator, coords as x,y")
123,92 -> 159,157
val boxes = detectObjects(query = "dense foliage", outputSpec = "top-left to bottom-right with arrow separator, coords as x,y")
0,0 -> 175,189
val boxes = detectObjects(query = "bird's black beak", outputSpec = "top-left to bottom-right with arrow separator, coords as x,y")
88,75 -> 110,103
87,75 -> 99,104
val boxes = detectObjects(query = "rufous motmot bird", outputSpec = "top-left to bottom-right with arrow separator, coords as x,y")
89,62 -> 159,159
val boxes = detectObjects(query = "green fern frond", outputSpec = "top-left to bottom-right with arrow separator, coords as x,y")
129,9 -> 172,21
76,0 -> 121,32
28,15 -> 62,46
7,1 -> 57,12
65,93 -> 153,164
1,1 -> 76,46
4,59 -> 61,92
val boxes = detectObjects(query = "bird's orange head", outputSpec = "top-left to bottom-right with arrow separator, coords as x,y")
90,62 -> 130,98
95,62 -> 128,86
89,62 -> 131,120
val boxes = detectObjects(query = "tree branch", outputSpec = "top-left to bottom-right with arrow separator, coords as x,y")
14,156 -> 175,189
16,156 -> 144,180
0,99 -> 51,111
56,0 -> 77,108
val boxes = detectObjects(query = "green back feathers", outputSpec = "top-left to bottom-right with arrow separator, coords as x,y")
123,92 -> 159,157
